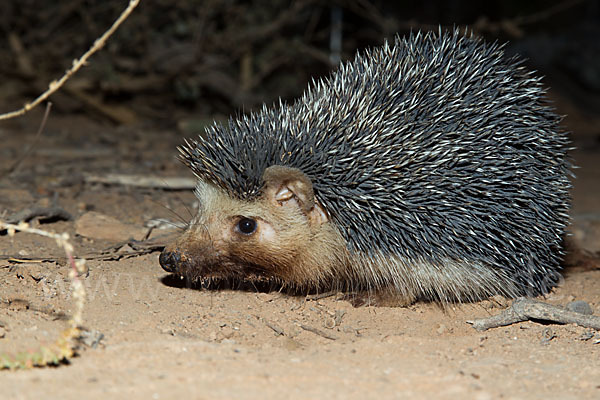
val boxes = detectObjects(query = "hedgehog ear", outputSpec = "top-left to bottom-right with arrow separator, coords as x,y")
262,166 -> 328,224
262,166 -> 315,213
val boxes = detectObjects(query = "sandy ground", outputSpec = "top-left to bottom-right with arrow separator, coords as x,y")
0,109 -> 599,400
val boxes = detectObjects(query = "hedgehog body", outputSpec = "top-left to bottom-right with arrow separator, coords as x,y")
160,29 -> 571,304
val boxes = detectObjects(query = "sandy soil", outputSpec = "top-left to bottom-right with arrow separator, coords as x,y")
0,109 -> 599,400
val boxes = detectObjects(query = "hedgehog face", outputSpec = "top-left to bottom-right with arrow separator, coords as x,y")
159,166 -> 349,288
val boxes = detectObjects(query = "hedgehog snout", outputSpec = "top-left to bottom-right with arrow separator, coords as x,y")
159,237 -> 224,279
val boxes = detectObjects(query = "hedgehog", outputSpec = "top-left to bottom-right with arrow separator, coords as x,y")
159,28 -> 571,305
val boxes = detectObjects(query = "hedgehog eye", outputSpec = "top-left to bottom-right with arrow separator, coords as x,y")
237,217 -> 257,235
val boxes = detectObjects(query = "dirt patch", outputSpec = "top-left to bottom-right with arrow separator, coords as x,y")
0,111 -> 599,399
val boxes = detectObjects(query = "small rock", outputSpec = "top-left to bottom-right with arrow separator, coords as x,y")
540,327 -> 556,345
160,327 -> 175,336
255,293 -> 275,302
565,300 -> 593,315
323,317 -> 336,329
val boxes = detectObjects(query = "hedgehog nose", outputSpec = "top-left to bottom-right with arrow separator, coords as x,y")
159,250 -> 180,273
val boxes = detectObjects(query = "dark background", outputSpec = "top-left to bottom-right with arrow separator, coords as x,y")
1,0 -> 599,147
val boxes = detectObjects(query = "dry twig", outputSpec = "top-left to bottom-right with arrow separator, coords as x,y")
85,174 -> 196,190
469,298 -> 600,331
300,324 -> 338,340
0,0 -> 140,121
2,206 -> 72,225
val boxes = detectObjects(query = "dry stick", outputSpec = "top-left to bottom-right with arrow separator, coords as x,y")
263,319 -> 285,336
0,221 -> 86,369
469,298 -> 600,331
300,324 -> 338,340
3,206 -> 72,224
84,173 -> 196,189
0,0 -> 140,121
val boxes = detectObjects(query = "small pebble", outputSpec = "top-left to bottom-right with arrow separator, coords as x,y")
565,300 -> 593,315
540,327 -> 556,345
323,318 -> 336,329
160,328 -> 175,336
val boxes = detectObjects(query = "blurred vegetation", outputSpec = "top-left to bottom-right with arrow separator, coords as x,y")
0,0 -> 593,125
